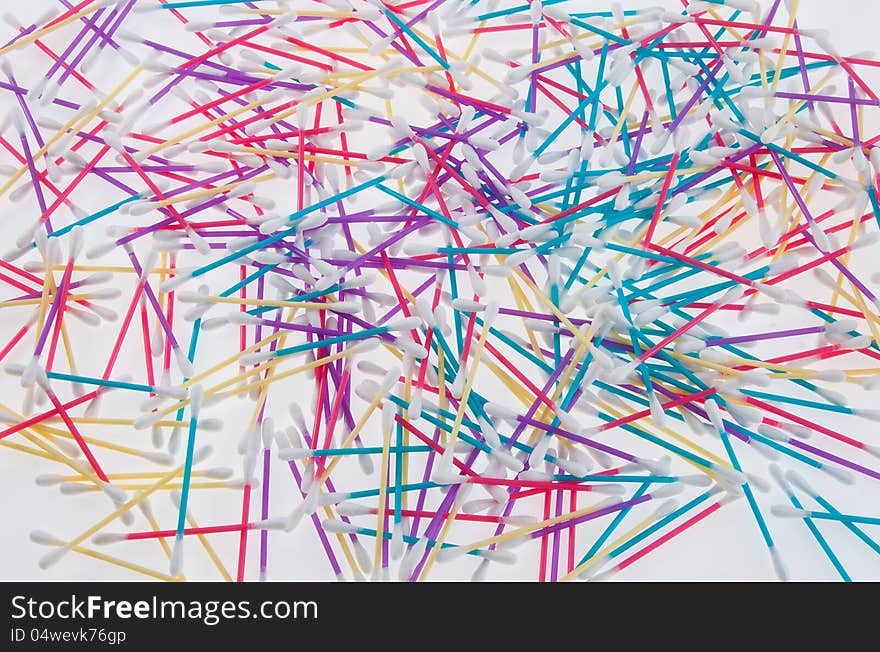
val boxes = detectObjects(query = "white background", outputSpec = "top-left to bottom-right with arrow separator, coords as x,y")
1,0 -> 880,582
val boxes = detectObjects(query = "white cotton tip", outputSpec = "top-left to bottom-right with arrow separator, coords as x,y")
471,558 -> 491,582
713,465 -> 747,487
768,464 -> 789,493
92,532 -> 127,546
811,369 -> 846,383
170,539 -> 184,578
557,457 -> 590,478
328,300 -> 362,315
552,403 -> 580,433
462,498 -> 498,515
30,530 -> 65,547
574,440 -> 610,471
159,426 -> 179,456
354,449 -> 374,475
476,548 -> 517,565
451,297 -> 486,313
32,367 -> 50,392
769,546 -> 789,582
822,464 -> 853,485
340,539 -> 368,576
862,443 -> 880,460
783,470 -> 816,497
35,474 -> 68,487
53,440 -> 83,461
676,336 -> 706,354
390,522 -> 405,561
187,229 -> 212,256
197,418 -> 223,432
39,545 -> 72,570
258,215 -> 289,234
403,242 -> 438,256
517,469 -> 552,482
436,544 -> 469,563
371,367 -> 396,395
321,519 -> 361,535
186,385 -> 203,418
174,350 -> 195,379
153,383 -> 188,400
255,518 -> 286,531
392,539 -> 419,582
8,181 -> 35,210
336,502 -> 373,517
21,356 -> 41,388
528,435 -> 551,469
283,404 -> 306,438
189,445 -> 213,466
648,393 -> 666,427
85,287 -> 122,301
749,439 -> 780,462
857,409 -> 880,422
484,402 -> 520,423
199,466 -> 232,481
3,363 -> 24,377
260,417 -> 275,450
408,390 -> 422,419
3,244 -> 33,262
67,225 -> 85,260
771,504 -> 809,519
387,316 -> 421,332
278,447 -> 312,461
541,169 -> 573,183
650,484 -> 684,500
433,469 -> 466,485
357,360 -> 387,378
228,312 -> 263,328
381,401 -> 396,435
757,425 -> 789,444
705,399 -> 725,433
133,411 -> 162,430
635,456 -> 670,476
284,505 -> 305,532
577,563 -> 606,582
491,448 -> 523,473
743,471 -> 770,494
240,350 -> 274,366
678,474 -> 713,487
852,232 -> 880,251
585,483 -> 624,496
137,498 -> 155,524
141,451 -> 174,466
158,272 -> 192,293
